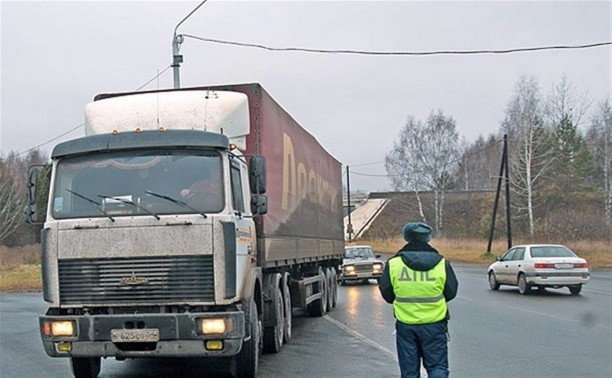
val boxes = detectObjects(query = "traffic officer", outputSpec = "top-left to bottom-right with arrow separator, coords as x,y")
379,222 -> 458,378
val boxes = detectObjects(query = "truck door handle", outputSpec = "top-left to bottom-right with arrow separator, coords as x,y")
505,265 -> 508,268
518,264 -> 521,267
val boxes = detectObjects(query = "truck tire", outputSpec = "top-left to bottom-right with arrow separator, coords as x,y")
234,300 -> 260,377
70,357 -> 101,378
263,285 -> 284,353
325,268 -> 337,310
307,268 -> 328,317
330,269 -> 338,309
282,272 -> 292,343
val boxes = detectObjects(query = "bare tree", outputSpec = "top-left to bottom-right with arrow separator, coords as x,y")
385,116 -> 427,222
455,134 -> 503,190
586,99 -> 612,225
545,75 -> 590,129
0,164 -> 24,243
502,76 -> 555,237
386,111 -> 461,233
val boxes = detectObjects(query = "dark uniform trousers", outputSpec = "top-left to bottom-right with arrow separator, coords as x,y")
396,320 -> 449,378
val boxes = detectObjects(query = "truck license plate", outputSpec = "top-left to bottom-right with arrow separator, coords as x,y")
111,329 -> 159,343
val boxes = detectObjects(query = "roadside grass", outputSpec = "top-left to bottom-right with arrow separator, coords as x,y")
0,244 -> 42,292
359,237 -> 612,269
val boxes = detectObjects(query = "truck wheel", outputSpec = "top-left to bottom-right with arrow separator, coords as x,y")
234,300 -> 260,377
263,285 -> 284,353
326,268 -> 335,311
71,357 -> 101,378
282,273 -> 292,343
307,268 -> 328,317
330,269 -> 338,308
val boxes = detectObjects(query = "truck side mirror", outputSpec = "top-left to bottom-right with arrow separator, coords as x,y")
25,166 -> 41,224
249,156 -> 267,194
251,194 -> 268,215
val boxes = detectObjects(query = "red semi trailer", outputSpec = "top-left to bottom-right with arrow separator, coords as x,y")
31,83 -> 344,377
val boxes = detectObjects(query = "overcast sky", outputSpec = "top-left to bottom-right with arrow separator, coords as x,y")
1,1 -> 610,191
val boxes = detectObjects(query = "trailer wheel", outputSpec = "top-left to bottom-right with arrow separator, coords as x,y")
307,268 -> 328,317
330,269 -> 338,308
325,268 -> 336,310
282,272 -> 292,343
234,300 -> 260,377
263,285 -> 284,353
71,357 -> 101,378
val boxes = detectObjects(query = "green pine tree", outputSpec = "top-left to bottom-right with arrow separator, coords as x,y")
551,114 -> 595,191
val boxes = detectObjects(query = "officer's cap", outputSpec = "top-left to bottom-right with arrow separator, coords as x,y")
403,222 -> 433,242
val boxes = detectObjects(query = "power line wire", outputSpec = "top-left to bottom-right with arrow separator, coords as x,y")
134,65 -> 172,92
16,123 -> 85,157
351,138 -> 504,177
16,65 -> 173,156
181,34 -> 612,56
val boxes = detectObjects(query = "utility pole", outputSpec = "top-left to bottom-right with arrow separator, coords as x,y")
486,137 -> 506,254
504,134 -> 512,249
172,1 -> 208,89
346,166 -> 354,242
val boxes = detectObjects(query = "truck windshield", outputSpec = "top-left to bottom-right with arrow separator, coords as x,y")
52,150 -> 224,219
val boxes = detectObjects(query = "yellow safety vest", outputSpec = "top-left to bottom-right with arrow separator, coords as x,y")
388,256 -> 447,325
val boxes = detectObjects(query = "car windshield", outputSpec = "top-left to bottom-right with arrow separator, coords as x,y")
52,150 -> 224,219
530,246 -> 576,258
345,247 -> 375,259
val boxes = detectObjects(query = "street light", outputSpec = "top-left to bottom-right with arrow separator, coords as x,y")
172,1 -> 208,89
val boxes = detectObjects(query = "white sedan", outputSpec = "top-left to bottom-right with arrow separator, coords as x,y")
487,244 -> 590,295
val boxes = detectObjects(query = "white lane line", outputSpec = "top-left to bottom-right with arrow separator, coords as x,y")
323,315 -> 429,377
323,315 -> 397,362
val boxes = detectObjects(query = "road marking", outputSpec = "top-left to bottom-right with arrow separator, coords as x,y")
323,315 -> 429,376
323,315 -> 397,361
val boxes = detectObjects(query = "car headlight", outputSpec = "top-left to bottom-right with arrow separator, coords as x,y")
344,265 -> 355,273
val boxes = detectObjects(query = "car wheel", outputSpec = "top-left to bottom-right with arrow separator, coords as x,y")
569,285 -> 582,295
488,271 -> 500,291
518,273 -> 531,295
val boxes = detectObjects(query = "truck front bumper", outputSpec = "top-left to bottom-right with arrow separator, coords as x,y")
40,311 -> 245,358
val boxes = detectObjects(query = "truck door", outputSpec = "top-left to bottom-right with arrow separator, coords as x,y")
230,161 -> 255,296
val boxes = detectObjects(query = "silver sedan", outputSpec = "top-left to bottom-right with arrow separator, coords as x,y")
487,244 -> 590,295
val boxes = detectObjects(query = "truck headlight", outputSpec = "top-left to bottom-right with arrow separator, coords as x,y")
200,318 -> 231,335
373,263 -> 383,272
45,320 -> 76,337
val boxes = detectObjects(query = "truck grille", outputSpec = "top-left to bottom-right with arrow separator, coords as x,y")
58,255 -> 214,305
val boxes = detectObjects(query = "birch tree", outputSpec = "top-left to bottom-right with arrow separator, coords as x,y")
502,76 -> 555,237
586,99 -> 612,225
385,116 -> 428,222
0,165 -> 24,244
386,111 -> 461,233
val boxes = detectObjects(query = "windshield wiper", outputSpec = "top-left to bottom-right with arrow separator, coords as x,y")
65,189 -> 115,222
145,190 -> 207,218
97,195 -> 160,220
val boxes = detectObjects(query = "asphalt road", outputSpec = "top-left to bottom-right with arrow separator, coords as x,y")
1,264 -> 610,377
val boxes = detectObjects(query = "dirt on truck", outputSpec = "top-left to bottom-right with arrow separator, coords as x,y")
27,83 -> 343,377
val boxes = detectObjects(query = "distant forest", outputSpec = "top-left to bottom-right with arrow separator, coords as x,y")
383,75 -> 610,241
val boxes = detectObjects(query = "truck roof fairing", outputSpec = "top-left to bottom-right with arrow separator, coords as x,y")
51,129 -> 229,159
